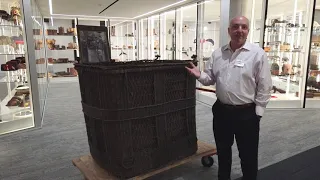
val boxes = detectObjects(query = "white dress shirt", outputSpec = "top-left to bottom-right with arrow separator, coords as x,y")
198,41 -> 272,116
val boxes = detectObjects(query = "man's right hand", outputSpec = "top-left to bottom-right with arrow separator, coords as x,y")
185,62 -> 201,79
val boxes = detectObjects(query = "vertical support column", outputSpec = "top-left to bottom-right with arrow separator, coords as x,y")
196,1 -> 204,89
160,13 -> 166,60
220,0 -> 230,46
21,0 -> 42,127
260,0 -> 268,48
176,8 -> 183,60
302,0 -> 316,108
196,1 -> 204,69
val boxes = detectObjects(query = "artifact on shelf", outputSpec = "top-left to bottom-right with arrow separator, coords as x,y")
10,6 -> 21,25
46,29 -> 58,35
36,58 -> 45,64
33,29 -> 41,35
271,63 -> 280,75
6,96 -> 22,107
282,63 -> 293,75
271,19 -> 288,27
307,76 -> 320,89
35,39 -> 43,50
37,73 -> 46,78
125,33 -> 134,37
111,26 -> 115,36
58,27 -> 64,35
264,46 -> 271,52
67,67 -> 78,76
57,58 -> 69,63
0,10 -> 10,21
272,86 -> 286,94
46,38 -> 56,50
67,42 -> 77,49
280,42 -> 291,52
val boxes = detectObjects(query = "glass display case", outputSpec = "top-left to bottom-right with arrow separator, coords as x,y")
0,0 -> 34,135
262,0 -> 314,107
195,0 -> 221,103
176,4 -> 197,60
138,18 -> 148,59
42,18 -> 78,81
110,20 -> 137,61
149,15 -> 160,59
162,10 -> 176,60
32,0 -> 47,117
305,1 -> 320,107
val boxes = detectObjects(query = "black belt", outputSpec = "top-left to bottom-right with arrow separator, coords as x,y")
217,100 -> 255,109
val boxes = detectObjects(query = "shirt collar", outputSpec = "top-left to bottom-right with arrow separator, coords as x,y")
223,41 -> 251,51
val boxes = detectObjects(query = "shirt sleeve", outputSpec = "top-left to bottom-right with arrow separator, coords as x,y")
197,53 -> 216,86
255,53 -> 272,117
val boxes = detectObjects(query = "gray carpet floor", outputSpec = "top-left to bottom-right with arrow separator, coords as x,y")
0,82 -> 320,180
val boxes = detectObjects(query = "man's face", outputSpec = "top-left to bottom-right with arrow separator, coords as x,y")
228,17 -> 249,44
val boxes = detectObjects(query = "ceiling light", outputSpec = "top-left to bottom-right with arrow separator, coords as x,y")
48,0 -> 53,15
133,0 -> 187,19
52,14 -> 132,20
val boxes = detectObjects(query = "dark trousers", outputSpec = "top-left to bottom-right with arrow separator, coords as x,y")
212,100 -> 260,180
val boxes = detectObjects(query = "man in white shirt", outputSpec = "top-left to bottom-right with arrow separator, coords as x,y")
186,16 -> 272,180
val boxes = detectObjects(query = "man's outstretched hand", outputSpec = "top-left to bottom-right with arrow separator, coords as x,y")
185,62 -> 201,79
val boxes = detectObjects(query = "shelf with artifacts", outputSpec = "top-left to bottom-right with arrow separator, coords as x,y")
305,24 -> 320,99
43,19 -> 79,79
110,21 -> 137,62
263,16 -> 308,101
0,1 -> 33,123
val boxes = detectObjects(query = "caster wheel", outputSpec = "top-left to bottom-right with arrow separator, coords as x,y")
201,156 -> 214,167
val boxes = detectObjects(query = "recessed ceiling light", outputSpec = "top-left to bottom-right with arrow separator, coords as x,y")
48,0 -> 53,15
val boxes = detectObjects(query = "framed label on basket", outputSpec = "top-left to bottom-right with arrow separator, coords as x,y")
76,25 -> 111,63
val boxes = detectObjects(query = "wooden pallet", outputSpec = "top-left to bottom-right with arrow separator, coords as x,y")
72,141 -> 217,180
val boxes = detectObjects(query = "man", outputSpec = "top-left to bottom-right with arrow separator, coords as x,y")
186,16 -> 272,180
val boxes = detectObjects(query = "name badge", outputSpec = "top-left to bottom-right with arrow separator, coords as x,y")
234,59 -> 244,67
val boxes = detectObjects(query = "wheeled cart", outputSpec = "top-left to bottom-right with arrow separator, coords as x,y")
72,141 -> 217,180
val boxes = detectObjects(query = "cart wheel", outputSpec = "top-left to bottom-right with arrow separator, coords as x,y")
201,156 -> 214,167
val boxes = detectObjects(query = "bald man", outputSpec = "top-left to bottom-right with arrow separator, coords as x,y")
186,16 -> 272,180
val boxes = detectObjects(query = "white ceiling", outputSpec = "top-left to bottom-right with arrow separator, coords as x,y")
36,0 -> 200,19
34,0 -> 320,21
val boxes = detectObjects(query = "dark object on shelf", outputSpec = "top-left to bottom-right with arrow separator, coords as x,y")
57,58 -> 69,63
61,45 -> 66,50
271,63 -> 280,75
272,86 -> 286,94
58,27 -> 64,35
47,29 -> 58,35
182,51 -> 189,57
282,63 -> 293,75
1,56 -> 26,71
0,10 -> 10,21
1,62 -> 18,71
33,29 -> 41,35
74,60 -> 198,178
206,39 -> 214,46
68,67 -> 78,76
310,64 -> 318,70
119,50 -> 127,56
76,25 -> 111,63
6,96 -> 23,106
307,76 -> 320,89
154,55 -> 160,60
36,58 -> 45,64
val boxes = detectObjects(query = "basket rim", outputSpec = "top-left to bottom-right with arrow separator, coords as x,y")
74,60 -> 197,72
